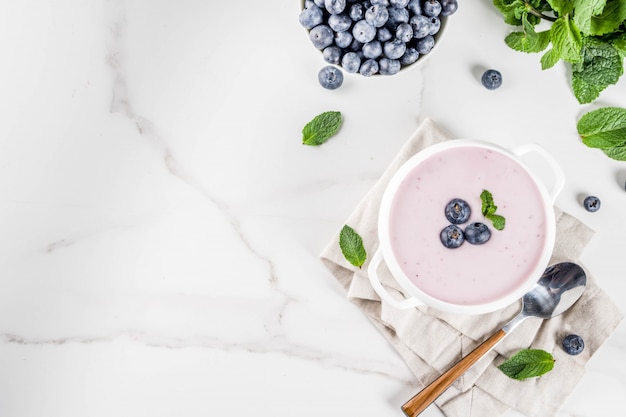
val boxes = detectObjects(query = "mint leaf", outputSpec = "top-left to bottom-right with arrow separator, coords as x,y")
540,47 -> 562,69
493,0 -> 528,25
548,0 -> 575,15
572,75 -> 603,103
302,111 -> 342,146
480,190 -> 506,230
498,349 -> 555,380
549,15 -> 583,63
588,0 -> 626,36
572,38 -> 623,103
339,225 -> 367,268
573,0 -> 607,35
577,107 -> 626,148
505,14 -> 551,53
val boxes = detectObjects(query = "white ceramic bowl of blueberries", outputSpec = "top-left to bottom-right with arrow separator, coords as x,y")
299,0 -> 459,89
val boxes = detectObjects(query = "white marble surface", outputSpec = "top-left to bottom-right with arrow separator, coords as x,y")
1,1 -> 625,416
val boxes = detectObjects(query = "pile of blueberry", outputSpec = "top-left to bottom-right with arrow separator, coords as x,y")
299,0 -> 458,85
440,198 -> 491,248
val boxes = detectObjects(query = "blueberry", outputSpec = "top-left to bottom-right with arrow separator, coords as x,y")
359,58 -> 379,76
583,195 -> 601,212
383,38 -> 406,59
440,0 -> 458,16
313,0 -> 325,6
396,22 -> 413,42
353,19 -> 377,43
440,225 -> 464,249
305,0 -> 315,7
318,66 -> 344,90
464,222 -> 491,245
428,16 -> 441,35
299,5 -> 324,30
481,69 -> 503,90
335,30 -> 353,48
329,13 -> 353,32
325,0 -> 347,14
444,198 -> 471,224
410,14 -> 431,39
407,0 -> 422,15
363,40 -> 383,59
309,25 -> 335,49
387,6 -> 410,29
423,0 -> 442,17
390,0 -> 409,7
370,0 -> 390,5
348,38 -> 364,52
400,47 -> 419,65
562,334 -> 584,355
365,5 -> 389,28
376,26 -> 393,42
323,46 -> 343,64
379,58 -> 401,75
349,3 -> 365,21
341,51 -> 362,73
415,35 -> 435,54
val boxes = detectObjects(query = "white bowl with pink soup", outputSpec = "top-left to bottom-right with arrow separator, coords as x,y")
368,139 -> 565,315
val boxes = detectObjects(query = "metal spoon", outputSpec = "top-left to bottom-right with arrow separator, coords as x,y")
401,262 -> 587,417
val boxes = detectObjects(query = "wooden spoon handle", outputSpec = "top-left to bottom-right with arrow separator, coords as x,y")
401,328 -> 506,417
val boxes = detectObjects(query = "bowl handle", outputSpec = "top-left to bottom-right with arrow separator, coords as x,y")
511,143 -> 565,203
367,248 -> 422,309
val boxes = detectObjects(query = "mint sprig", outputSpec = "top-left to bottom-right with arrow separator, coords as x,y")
578,106 -> 626,160
492,0 -> 626,104
480,190 -> 506,231
498,349 -> 555,380
339,225 -> 367,268
302,111 -> 342,146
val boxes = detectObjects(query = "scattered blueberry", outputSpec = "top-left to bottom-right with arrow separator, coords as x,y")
562,334 -> 585,355
464,222 -> 491,245
415,35 -> 435,54
481,69 -> 503,90
325,0 -> 347,14
353,19 -> 377,43
341,51 -> 362,73
440,0 -> 458,16
318,65 -> 344,89
365,5 -> 390,28
379,58 -> 401,75
299,5 -> 324,29
309,25 -> 335,49
423,0 -> 442,17
440,225 -> 464,249
444,198 -> 471,224
359,58 -> 379,76
583,195 -> 601,212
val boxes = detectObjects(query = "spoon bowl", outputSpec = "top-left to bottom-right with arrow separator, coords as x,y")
401,262 -> 587,417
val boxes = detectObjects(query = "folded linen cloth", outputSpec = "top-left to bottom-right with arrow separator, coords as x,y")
320,118 -> 624,417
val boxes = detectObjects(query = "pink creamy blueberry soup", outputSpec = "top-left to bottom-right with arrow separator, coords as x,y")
388,145 -> 548,306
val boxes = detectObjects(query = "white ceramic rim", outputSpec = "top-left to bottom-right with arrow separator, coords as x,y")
377,139 -> 558,315
299,1 -> 449,75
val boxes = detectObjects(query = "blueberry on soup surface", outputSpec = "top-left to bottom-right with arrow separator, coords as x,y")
562,334 -> 585,355
444,198 -> 471,224
464,222 -> 491,245
440,225 -> 464,248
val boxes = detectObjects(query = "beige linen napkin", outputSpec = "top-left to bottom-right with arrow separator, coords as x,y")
320,118 -> 624,417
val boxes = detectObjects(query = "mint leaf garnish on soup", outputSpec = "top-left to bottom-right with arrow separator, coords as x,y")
480,190 -> 506,230
302,111 -> 342,146
498,349 -> 555,380
578,107 -> 626,161
339,225 -> 367,268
